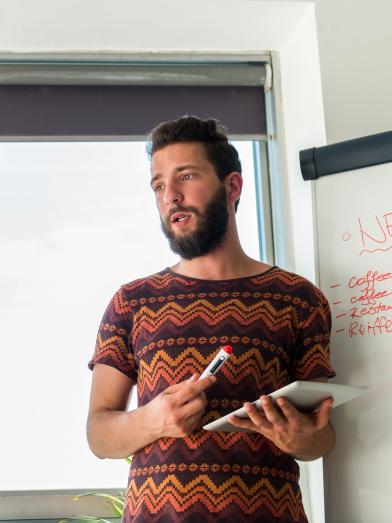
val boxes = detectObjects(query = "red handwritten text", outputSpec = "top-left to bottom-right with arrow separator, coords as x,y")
349,270 -> 392,290
349,316 -> 392,337
348,270 -> 392,305
358,212 -> 392,255
349,302 -> 392,318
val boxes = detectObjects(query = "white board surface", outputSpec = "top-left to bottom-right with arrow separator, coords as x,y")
314,162 -> 392,523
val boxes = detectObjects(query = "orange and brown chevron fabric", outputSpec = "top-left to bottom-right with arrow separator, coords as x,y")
89,266 -> 335,522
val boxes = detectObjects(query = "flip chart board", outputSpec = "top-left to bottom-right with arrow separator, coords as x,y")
313,161 -> 392,523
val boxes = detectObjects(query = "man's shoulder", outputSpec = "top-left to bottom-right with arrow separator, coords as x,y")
120,268 -> 170,293
268,266 -> 327,307
271,266 -> 314,284
117,267 -> 197,297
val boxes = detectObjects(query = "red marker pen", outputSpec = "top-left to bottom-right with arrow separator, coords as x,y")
199,345 -> 233,379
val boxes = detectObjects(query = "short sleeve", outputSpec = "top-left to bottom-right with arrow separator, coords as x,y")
88,286 -> 137,381
291,285 -> 336,381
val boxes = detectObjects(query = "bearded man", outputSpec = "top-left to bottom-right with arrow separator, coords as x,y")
87,115 -> 335,523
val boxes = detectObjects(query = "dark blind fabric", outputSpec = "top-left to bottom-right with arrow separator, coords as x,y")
0,85 -> 266,137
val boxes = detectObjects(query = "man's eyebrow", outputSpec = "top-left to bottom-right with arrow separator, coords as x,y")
175,164 -> 200,172
150,165 -> 200,187
150,174 -> 161,188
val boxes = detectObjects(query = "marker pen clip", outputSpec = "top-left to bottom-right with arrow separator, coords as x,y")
199,345 -> 233,380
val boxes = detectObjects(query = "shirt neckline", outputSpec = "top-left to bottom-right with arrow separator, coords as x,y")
165,265 -> 278,284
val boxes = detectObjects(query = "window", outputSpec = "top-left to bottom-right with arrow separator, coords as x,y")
0,59 -> 278,520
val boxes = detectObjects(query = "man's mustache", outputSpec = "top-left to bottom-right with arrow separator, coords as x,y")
166,206 -> 201,224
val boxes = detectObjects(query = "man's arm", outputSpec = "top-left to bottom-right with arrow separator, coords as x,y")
227,379 -> 335,461
87,363 -> 216,459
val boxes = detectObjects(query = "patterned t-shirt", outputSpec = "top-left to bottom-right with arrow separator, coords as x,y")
89,266 -> 335,523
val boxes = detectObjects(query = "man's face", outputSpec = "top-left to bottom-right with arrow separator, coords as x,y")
150,142 -> 229,259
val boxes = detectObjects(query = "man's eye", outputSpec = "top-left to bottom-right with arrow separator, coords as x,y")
153,185 -> 163,193
181,173 -> 193,181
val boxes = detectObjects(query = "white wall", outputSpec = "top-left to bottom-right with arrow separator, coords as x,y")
287,0 -> 392,144
0,0 -> 310,54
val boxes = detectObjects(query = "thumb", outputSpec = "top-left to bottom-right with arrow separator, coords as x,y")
315,398 -> 333,429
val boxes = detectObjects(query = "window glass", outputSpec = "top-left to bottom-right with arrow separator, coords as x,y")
0,139 -> 262,490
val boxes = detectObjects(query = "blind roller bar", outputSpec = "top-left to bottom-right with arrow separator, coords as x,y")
0,52 -> 271,62
0,63 -> 267,86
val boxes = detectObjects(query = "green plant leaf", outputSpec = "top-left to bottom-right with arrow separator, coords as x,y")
72,492 -> 125,517
63,464 -> 128,523
75,492 -> 124,504
107,500 -> 124,517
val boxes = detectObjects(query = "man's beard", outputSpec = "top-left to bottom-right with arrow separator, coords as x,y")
160,184 -> 229,260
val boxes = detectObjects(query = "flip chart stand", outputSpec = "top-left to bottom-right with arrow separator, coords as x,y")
299,130 -> 392,180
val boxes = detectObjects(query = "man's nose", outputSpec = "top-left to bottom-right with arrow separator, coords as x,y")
163,182 -> 183,206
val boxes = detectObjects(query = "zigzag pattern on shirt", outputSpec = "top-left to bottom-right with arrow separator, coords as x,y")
92,333 -> 135,377
125,474 -> 306,519
123,271 -> 197,294
140,430 -> 285,455
120,266 -> 328,306
112,287 -> 132,315
130,463 -> 299,482
136,347 -> 289,394
300,304 -> 330,328
294,344 -> 334,379
131,299 -> 296,342
252,268 -> 317,291
136,334 -> 288,360
126,289 -> 311,308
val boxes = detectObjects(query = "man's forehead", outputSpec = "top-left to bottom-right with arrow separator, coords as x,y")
150,142 -> 211,175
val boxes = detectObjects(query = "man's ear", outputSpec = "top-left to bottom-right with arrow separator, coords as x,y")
225,172 -> 242,207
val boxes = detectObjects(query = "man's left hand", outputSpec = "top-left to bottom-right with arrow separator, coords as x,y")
228,395 -> 334,460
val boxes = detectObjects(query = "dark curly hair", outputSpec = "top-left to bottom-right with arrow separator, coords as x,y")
147,115 -> 242,211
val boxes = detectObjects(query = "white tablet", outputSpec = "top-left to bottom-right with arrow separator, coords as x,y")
203,381 -> 367,432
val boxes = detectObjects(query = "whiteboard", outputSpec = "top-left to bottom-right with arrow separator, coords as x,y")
314,162 -> 392,523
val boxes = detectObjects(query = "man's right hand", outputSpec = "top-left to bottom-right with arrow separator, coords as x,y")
87,365 -> 216,459
142,374 -> 216,439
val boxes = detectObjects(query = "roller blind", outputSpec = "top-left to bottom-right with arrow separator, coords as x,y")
0,62 -> 267,138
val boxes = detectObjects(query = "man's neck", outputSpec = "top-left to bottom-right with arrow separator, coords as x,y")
170,247 -> 271,281
169,215 -> 272,280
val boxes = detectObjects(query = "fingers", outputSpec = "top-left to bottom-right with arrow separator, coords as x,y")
184,411 -> 204,430
228,401 -> 272,432
260,396 -> 286,426
229,395 -> 334,459
176,374 -> 216,405
164,374 -> 199,394
314,398 -> 333,429
269,396 -> 333,431
227,415 -> 255,431
228,397 -> 303,434
274,397 -> 299,421
151,374 -> 217,438
180,394 -> 208,421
